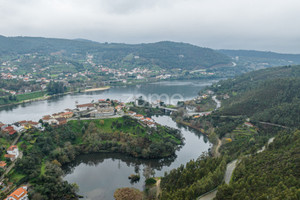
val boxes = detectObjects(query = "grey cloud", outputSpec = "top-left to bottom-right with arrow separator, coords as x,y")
0,0 -> 300,53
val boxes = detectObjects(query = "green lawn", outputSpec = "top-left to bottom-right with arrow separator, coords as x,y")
16,91 -> 46,101
8,169 -> 26,183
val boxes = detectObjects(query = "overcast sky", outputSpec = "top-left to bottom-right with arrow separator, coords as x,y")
0,0 -> 300,53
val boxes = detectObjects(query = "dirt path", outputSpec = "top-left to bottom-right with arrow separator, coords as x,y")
214,138 -> 222,157
156,179 -> 162,199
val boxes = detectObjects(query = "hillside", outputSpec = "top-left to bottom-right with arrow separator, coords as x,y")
215,130 -> 300,200
0,35 -> 231,70
219,49 -> 300,68
210,65 -> 300,127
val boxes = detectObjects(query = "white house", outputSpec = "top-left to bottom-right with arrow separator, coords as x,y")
5,186 -> 28,200
5,145 -> 19,161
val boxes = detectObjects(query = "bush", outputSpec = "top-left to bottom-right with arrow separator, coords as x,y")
145,178 -> 157,186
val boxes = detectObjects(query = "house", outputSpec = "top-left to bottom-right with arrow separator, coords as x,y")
2,126 -> 17,135
7,145 -> 19,160
244,122 -> 254,127
42,115 -> 58,125
5,186 -> 28,200
115,105 -> 122,112
56,118 -> 67,125
128,111 -> 136,116
61,111 -> 73,118
18,121 -> 42,130
147,122 -> 156,128
0,161 -> 7,169
76,103 -> 95,111
134,114 -> 144,120
52,111 -> 73,119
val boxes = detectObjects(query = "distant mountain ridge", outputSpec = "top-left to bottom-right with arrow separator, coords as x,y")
218,49 -> 300,66
0,35 -> 231,70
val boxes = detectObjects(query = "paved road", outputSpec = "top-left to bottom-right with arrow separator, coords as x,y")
198,137 -> 275,200
224,160 -> 238,184
212,96 -> 221,110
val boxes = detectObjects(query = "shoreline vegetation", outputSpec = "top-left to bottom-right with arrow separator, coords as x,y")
0,86 -> 111,108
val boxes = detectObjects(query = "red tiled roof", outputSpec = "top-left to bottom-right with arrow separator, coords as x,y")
5,186 -> 28,200
76,103 -> 94,108
4,154 -> 15,158
0,161 -> 7,167
9,130 -> 17,135
27,121 -> 39,125
42,115 -> 51,120
8,145 -> 17,151
61,111 -> 73,115
3,126 -> 14,132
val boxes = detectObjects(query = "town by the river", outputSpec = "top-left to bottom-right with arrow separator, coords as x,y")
0,79 -> 218,200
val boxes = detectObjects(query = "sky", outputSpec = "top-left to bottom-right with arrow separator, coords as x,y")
0,0 -> 300,53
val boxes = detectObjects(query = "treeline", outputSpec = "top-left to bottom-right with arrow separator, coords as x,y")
160,154 -> 227,200
0,79 -> 41,95
46,81 -> 67,95
215,130 -> 300,200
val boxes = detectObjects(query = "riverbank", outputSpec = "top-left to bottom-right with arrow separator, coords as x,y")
0,87 -> 110,109
83,86 -> 110,92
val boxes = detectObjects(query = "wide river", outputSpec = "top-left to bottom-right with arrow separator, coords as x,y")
0,79 -> 218,200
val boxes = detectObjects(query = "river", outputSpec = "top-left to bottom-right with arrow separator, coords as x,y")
0,79 -> 218,200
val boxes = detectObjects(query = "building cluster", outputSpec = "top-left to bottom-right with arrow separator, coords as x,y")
42,111 -> 74,126
127,111 -> 157,128
0,121 -> 43,136
74,99 -> 124,118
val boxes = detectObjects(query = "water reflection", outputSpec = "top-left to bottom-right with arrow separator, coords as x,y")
63,153 -> 177,176
63,115 -> 211,200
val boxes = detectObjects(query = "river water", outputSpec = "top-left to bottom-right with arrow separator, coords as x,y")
0,79 -> 217,200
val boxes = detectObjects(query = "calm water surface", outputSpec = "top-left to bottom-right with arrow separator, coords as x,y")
0,79 -> 216,200
0,80 -> 217,124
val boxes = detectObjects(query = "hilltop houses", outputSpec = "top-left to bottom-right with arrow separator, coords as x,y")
42,111 -> 74,126
76,103 -> 95,111
127,112 -> 157,128
5,186 -> 29,200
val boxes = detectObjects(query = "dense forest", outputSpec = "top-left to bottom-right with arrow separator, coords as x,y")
215,130 -> 300,200
209,65 -> 300,128
0,35 -> 231,70
160,154 -> 226,200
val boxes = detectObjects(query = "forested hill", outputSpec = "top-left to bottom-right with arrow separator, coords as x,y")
0,35 -> 231,70
211,65 -> 300,127
219,49 -> 300,67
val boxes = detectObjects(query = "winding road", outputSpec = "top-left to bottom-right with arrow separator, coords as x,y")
198,137 -> 275,200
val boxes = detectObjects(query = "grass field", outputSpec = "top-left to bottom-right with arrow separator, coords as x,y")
16,91 -> 46,101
